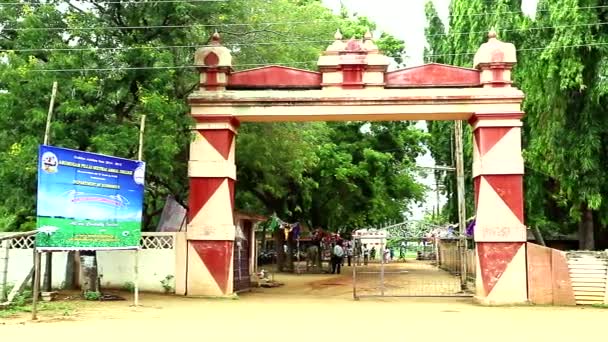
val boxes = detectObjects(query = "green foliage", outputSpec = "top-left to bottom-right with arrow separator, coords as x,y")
0,301 -> 74,319
424,0 -> 608,247
0,288 -> 72,318
84,290 -> 101,301
0,0 -> 419,234
122,282 -> 135,293
12,289 -> 32,307
160,275 -> 174,294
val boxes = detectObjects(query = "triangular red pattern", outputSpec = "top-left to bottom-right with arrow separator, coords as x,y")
477,242 -> 522,295
188,178 -> 225,222
200,130 -> 234,160
191,240 -> 233,294
474,176 -> 481,209
227,179 -> 235,213
484,175 -> 524,223
474,129 -> 481,154
477,127 -> 511,156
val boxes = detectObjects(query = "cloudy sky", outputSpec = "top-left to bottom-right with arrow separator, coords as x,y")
320,0 -> 538,221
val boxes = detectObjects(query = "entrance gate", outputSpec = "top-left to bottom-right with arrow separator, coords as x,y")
352,222 -> 473,299
186,30 -> 529,305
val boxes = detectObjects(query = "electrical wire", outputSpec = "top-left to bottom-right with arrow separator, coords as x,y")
11,41 -> 608,73
1,0 -> 607,20
1,3 -> 608,31
0,39 -> 335,52
23,60 -> 319,72
2,21 -> 608,53
0,0 -> 228,5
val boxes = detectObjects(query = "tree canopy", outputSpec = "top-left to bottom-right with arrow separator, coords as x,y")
0,0 -> 424,234
424,0 -> 608,249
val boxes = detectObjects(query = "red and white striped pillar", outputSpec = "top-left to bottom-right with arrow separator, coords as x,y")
471,31 -> 527,304
187,116 -> 238,296
186,32 -> 237,296
470,112 -> 527,304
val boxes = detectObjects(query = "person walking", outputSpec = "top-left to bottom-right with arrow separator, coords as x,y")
363,244 -> 369,265
370,246 -> 376,261
331,241 -> 345,274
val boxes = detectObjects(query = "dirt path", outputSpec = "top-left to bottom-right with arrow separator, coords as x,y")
1,264 -> 607,341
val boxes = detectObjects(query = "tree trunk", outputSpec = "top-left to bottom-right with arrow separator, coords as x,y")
285,234 -> 294,272
275,230 -> 286,272
531,226 -> 546,247
63,251 -> 76,290
80,251 -> 99,293
578,205 -> 595,250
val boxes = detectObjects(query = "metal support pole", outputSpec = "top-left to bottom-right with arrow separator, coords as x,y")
43,82 -> 58,146
296,238 -> 301,275
380,239 -> 385,297
454,120 -> 467,289
43,81 -> 58,293
134,249 -> 139,307
32,250 -> 41,320
133,114 -> 145,306
1,240 -> 9,302
137,115 -> 146,161
352,239 -> 357,300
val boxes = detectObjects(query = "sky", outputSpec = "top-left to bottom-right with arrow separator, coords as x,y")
320,0 -> 538,221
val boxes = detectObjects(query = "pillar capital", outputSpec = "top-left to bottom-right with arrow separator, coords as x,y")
473,30 -> 517,88
468,112 -> 524,130
194,31 -> 233,91
317,29 -> 390,89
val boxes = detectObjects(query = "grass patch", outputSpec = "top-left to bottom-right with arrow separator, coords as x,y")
0,290 -> 75,318
591,303 -> 608,309
0,301 -> 75,319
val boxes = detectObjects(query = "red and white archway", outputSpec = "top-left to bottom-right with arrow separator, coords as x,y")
185,30 -> 526,305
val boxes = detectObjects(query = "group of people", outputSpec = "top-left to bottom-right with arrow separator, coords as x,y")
328,240 -> 360,274
329,241 -> 403,274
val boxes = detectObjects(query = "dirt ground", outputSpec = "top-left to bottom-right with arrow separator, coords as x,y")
1,261 -> 607,341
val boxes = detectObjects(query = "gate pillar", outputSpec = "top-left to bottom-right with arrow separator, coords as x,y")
185,32 -> 237,296
470,31 -> 527,305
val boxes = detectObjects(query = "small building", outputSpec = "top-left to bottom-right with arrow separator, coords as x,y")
353,229 -> 387,259
233,211 -> 267,293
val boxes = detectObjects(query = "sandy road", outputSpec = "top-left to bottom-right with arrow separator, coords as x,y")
1,266 -> 607,341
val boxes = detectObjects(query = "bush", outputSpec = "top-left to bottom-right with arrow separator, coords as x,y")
84,291 -> 101,301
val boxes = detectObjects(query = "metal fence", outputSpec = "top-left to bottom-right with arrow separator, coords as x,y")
352,237 -> 473,299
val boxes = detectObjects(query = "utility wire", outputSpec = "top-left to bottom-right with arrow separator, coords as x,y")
0,39 -> 335,52
25,60 -> 319,72
12,41 -> 608,73
424,41 -> 608,59
0,20 -> 342,31
1,3 -> 608,30
0,0 -> 228,5
3,21 -> 608,53
2,1 -> 608,20
3,12 -> 608,32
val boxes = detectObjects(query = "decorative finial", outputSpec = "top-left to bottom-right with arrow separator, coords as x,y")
488,28 -> 497,39
364,28 -> 372,40
211,29 -> 221,44
334,29 -> 343,40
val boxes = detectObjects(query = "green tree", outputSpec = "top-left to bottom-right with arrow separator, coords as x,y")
424,0 -> 608,249
0,0 -> 420,238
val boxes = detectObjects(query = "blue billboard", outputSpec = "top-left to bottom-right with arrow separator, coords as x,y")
36,145 -> 145,250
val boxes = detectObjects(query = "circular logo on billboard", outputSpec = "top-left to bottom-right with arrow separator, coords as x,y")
133,165 -> 145,185
41,152 -> 58,174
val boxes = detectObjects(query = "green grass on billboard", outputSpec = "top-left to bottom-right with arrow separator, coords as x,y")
36,216 -> 141,249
